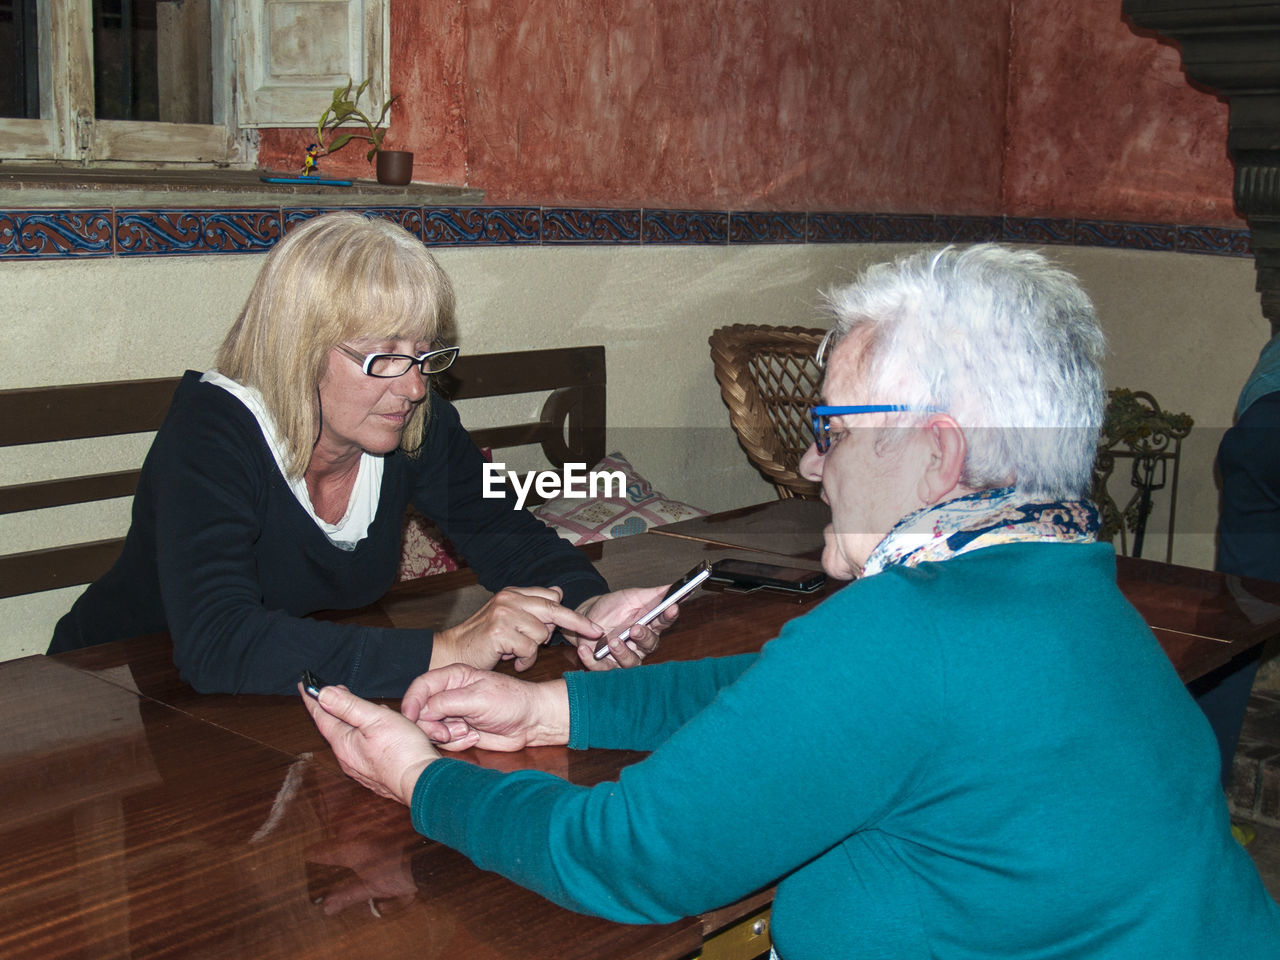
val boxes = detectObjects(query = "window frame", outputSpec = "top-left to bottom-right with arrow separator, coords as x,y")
0,0 -> 387,169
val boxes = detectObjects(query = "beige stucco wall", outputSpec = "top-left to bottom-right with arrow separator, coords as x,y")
0,244 -> 1267,661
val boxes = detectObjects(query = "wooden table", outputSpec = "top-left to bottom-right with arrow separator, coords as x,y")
3,532 -> 823,960
654,497 -> 830,561
8,504 -> 1280,960
656,498 -> 1280,683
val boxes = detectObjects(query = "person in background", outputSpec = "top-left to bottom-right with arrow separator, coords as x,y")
50,212 -> 674,694
304,245 -> 1280,958
1197,328 -> 1280,789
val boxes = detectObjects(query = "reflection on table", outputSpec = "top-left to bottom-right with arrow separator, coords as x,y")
10,531 -> 821,960
8,503 -> 1280,960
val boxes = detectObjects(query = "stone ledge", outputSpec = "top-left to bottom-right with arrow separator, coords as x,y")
1230,691 -> 1280,827
0,165 -> 483,209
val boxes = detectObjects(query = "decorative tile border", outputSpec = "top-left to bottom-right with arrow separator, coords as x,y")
1073,219 -> 1178,252
807,212 -> 874,243
422,206 -> 542,245
1001,216 -> 1075,245
0,210 -> 114,258
641,209 -> 729,244
1177,225 -> 1253,257
0,205 -> 1254,260
115,209 -> 281,256
729,211 -> 807,244
543,208 -> 642,244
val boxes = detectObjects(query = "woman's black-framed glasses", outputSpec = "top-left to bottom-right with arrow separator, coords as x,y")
810,404 -> 941,454
337,343 -> 460,378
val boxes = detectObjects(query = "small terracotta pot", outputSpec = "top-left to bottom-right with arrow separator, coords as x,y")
375,150 -> 413,186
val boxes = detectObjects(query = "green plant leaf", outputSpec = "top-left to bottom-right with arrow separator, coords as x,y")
328,132 -> 357,153
315,76 -> 395,158
375,94 -> 398,128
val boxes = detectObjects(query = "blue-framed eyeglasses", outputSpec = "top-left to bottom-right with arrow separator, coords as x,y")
810,404 -> 941,453
337,343 -> 460,378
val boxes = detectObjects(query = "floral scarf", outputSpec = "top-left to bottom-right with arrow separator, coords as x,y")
860,486 -> 1100,579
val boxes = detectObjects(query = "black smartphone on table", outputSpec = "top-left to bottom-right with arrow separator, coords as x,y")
709,558 -> 826,593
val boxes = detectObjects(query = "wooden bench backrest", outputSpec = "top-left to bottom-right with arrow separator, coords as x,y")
0,345 -> 605,599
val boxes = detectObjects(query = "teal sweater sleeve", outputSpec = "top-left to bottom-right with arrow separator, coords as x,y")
411,591 -> 944,922
565,653 -> 758,750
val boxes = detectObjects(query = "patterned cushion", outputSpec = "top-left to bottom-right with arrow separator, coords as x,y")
531,452 -> 709,545
398,506 -> 465,580
397,450 -> 709,578
397,445 -> 491,581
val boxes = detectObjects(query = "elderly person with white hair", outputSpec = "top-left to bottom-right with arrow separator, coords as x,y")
303,245 -> 1280,959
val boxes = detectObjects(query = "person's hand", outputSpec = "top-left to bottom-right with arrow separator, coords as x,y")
301,683 -> 439,806
431,585 -> 604,672
401,662 -> 570,753
568,585 -> 679,669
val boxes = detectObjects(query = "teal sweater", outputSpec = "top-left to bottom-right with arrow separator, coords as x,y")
412,542 -> 1280,958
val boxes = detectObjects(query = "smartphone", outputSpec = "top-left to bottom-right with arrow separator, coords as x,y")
301,670 -> 330,699
592,560 -> 713,661
709,558 -> 826,593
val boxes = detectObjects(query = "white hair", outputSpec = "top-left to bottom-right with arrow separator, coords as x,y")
822,244 -> 1105,499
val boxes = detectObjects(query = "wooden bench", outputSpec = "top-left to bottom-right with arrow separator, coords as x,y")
0,345 -> 605,600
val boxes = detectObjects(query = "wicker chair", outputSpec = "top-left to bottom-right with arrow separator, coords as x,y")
709,323 -> 827,499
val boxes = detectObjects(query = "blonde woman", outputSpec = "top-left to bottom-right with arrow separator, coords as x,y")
51,213 -> 672,694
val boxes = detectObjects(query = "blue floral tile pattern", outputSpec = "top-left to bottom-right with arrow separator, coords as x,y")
1002,217 -> 1075,245
0,210 -> 113,259
1073,220 -> 1177,251
0,201 -> 1254,259
935,215 -> 1002,243
729,211 -> 807,243
873,214 -> 935,243
542,208 -> 642,243
115,210 -> 280,255
642,210 -> 728,244
1177,225 -> 1252,257
361,207 -> 425,239
422,207 -> 540,245
281,208 -> 330,232
279,206 -> 416,233
806,212 -> 874,243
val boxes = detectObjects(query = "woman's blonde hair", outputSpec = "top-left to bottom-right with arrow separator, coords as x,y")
216,212 -> 455,478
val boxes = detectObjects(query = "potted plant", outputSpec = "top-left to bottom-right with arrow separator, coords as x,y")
315,77 -> 412,185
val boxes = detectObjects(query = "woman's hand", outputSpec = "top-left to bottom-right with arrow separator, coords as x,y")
567,585 -> 679,669
431,585 -> 604,672
301,683 -> 439,806
401,662 -> 570,753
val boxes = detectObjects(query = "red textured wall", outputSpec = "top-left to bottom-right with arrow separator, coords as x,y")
1005,0 -> 1238,226
259,0 -> 1238,226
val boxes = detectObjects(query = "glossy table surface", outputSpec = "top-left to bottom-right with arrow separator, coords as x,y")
5,533 -> 823,960
9,504 -> 1280,960
655,498 -> 1280,683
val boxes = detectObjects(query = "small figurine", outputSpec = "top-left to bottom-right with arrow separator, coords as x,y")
301,143 -> 321,177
